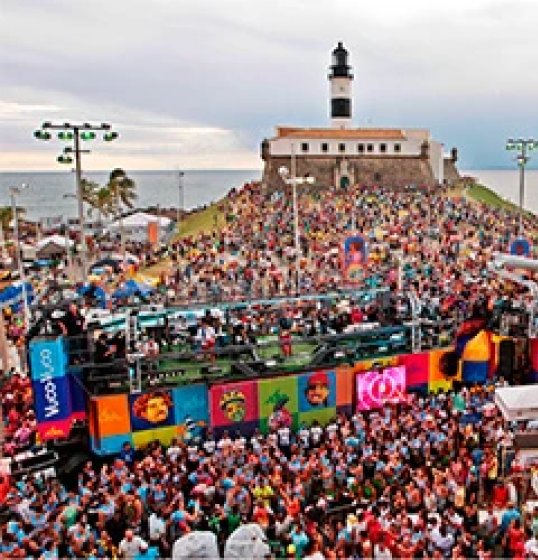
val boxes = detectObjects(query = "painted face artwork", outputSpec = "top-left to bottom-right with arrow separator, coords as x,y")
220,391 -> 247,422
145,396 -> 169,423
306,372 -> 330,406
132,391 -> 173,424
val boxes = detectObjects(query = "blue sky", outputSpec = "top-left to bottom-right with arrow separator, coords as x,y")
1,0 -> 537,171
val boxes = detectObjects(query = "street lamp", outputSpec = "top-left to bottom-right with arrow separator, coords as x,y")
34,121 -> 119,282
278,165 -> 315,295
9,184 -> 30,328
506,137 -> 538,236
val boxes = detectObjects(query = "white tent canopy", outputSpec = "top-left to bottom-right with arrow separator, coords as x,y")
36,235 -> 73,251
106,212 -> 173,243
495,386 -> 538,422
108,212 -> 172,229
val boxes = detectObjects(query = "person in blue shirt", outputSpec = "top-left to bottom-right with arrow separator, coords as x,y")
134,541 -> 159,560
500,502 -> 521,534
120,441 -> 135,465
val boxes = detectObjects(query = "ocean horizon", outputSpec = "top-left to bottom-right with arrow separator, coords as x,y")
0,168 -> 537,221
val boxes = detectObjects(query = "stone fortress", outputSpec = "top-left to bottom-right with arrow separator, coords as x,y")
261,42 -> 460,189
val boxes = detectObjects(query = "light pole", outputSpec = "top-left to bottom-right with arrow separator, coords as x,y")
177,170 -> 185,235
62,193 -> 77,278
34,121 -> 119,282
9,184 -> 30,328
506,137 -> 538,236
278,164 -> 315,295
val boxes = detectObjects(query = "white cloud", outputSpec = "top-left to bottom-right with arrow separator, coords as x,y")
1,0 -> 537,170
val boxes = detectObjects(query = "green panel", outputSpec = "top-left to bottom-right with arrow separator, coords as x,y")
132,425 -> 177,448
258,375 -> 299,432
299,407 -> 336,428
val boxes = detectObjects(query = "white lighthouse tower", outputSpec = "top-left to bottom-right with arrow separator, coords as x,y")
329,42 -> 353,129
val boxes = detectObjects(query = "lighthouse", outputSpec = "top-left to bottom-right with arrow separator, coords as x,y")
329,42 -> 353,129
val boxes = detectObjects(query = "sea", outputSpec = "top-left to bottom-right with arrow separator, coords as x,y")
0,169 -> 537,222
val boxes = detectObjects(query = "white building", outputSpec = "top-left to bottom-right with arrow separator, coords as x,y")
261,43 -> 459,189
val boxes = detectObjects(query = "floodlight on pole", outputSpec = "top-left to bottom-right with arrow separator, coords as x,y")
33,120 -> 118,282
506,137 -> 538,236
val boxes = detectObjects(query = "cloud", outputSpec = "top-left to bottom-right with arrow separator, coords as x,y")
1,0 -> 537,170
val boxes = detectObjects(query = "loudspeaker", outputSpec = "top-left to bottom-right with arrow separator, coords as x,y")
440,351 -> 459,378
498,339 -> 515,381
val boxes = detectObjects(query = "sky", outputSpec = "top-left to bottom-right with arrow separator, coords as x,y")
1,0 -> 538,171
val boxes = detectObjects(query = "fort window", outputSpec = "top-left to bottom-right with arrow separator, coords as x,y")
367,143 -> 374,153
338,143 -> 346,153
374,172 -> 382,182
357,143 -> 365,153
394,143 -> 401,153
301,142 -> 309,152
321,142 -> 329,153
380,143 -> 387,153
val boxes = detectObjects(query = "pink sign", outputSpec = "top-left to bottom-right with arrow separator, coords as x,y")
356,366 -> 407,411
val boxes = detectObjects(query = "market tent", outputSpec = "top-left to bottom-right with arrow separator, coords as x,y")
112,279 -> 153,300
36,235 -> 73,259
107,212 -> 173,242
495,386 -> 538,422
0,281 -> 34,309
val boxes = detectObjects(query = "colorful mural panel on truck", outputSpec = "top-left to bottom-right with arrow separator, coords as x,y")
29,326 -> 507,455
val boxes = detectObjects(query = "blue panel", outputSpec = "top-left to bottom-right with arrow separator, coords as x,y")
32,374 -> 72,424
29,337 -> 67,381
94,433 -> 133,455
462,361 -> 488,384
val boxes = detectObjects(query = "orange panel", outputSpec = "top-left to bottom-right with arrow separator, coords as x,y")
336,366 -> 354,406
95,394 -> 131,437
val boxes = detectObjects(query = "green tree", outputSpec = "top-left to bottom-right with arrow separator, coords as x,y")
0,206 -> 24,230
108,168 -> 137,210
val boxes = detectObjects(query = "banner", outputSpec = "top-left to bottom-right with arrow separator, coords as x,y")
209,380 -> 259,435
356,366 -> 406,411
399,352 -> 429,387
173,384 -> 209,442
258,376 -> 298,433
29,337 -> 73,441
510,237 -> 531,257
147,221 -> 159,245
129,389 -> 175,432
342,235 -> 368,282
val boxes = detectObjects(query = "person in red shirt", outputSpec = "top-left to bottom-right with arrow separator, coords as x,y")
506,518 -> 525,559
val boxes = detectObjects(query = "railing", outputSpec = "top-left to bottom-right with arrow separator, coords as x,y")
66,318 -> 459,396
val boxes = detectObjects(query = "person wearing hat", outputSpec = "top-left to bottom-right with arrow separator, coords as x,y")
305,372 -> 330,407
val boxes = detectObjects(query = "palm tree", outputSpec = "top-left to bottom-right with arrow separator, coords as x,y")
80,178 -> 100,208
0,206 -> 24,230
108,168 -> 137,210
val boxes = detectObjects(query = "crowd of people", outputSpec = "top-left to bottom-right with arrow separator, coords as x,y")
1,384 -> 538,558
1,180 -> 538,558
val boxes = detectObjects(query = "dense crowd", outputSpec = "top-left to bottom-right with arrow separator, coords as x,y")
1,180 -> 538,558
159,183 -> 538,312
1,384 -> 538,558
